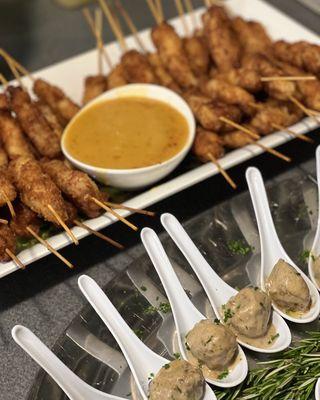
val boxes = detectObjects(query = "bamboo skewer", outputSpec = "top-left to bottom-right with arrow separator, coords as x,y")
261,76 -> 316,82
271,122 -> 314,144
0,73 -> 8,86
0,189 -> 15,218
174,0 -> 190,36
95,9 -> 103,75
47,204 -> 79,245
26,226 -> 74,269
0,219 -> 8,225
219,116 -> 260,140
82,7 -> 113,70
0,48 -> 34,83
104,201 -> 155,217
6,248 -> 25,269
73,219 -> 124,249
155,0 -> 164,22
184,0 -> 197,29
115,0 -> 147,53
89,196 -> 138,231
289,95 -> 320,124
98,0 -> 128,51
206,152 -> 237,189
146,0 -> 162,25
220,117 -> 291,162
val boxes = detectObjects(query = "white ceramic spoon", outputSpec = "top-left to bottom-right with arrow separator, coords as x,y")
161,213 -> 291,353
316,378 -> 320,400
12,325 -> 125,400
78,275 -> 217,400
246,166 -> 320,323
141,228 -> 248,388
309,146 -> 320,291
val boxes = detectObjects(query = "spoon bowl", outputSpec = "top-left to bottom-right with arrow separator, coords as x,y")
161,213 -> 291,353
12,325 -> 125,400
309,145 -> 320,291
141,228 -> 248,388
316,378 -> 320,400
78,275 -> 217,400
246,166 -> 320,323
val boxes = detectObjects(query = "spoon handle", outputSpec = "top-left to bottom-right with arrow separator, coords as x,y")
78,275 -> 165,392
12,325 -> 115,400
160,213 -> 236,312
141,228 -> 202,334
246,167 -> 291,275
312,146 -> 320,256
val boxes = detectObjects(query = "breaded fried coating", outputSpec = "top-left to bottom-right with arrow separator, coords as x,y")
0,111 -> 34,160
201,79 -> 255,114
9,157 -> 69,225
41,159 -> 106,218
0,93 -> 9,111
82,75 -> 107,105
192,127 -> 225,161
33,78 -> 80,126
8,86 -> 61,158
273,40 -> 320,76
202,5 -> 240,71
0,145 -> 8,168
242,54 -> 296,101
250,105 -> 298,135
275,61 -> 320,111
0,171 -> 16,207
232,17 -> 272,55
10,202 -> 41,238
222,130 -> 252,148
147,52 -> 181,92
214,68 -> 263,93
0,224 -> 16,263
151,22 -> 198,89
183,36 -> 210,77
122,50 -> 158,84
184,90 -> 242,132
64,199 -> 78,226
36,101 -> 63,139
107,64 -> 128,89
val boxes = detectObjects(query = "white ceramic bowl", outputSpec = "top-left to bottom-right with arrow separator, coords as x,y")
61,84 -> 195,190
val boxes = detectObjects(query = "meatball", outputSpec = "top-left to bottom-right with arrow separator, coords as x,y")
149,360 -> 204,400
225,287 -> 271,338
186,319 -> 237,370
266,259 -> 311,313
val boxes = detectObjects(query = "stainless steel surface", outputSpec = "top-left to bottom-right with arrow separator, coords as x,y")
27,158 -> 320,400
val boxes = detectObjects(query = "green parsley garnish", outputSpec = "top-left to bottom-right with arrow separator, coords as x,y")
268,333 -> 280,344
140,286 -> 147,292
227,239 -> 253,256
217,369 -> 229,380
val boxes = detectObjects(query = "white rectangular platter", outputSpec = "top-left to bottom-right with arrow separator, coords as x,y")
1,0 -> 320,279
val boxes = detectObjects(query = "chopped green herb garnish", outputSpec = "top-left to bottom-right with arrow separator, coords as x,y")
163,363 -> 170,369
214,318 -> 220,325
140,286 -> 147,291
217,369 -> 229,380
299,249 -> 315,264
185,342 -> 191,351
227,239 -> 252,256
268,333 -> 280,344
173,352 -> 181,359
223,307 -> 234,323
148,372 -> 154,380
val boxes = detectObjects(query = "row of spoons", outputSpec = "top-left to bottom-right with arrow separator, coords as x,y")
12,159 -> 320,399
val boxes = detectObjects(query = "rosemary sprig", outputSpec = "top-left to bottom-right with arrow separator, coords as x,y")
215,332 -> 320,400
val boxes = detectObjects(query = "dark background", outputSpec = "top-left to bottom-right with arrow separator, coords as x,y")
0,1 -> 320,399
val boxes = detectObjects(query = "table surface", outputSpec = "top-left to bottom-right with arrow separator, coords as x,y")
0,1 -> 320,399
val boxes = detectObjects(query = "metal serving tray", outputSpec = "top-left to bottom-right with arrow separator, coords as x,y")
1,0 -> 320,279
27,157 -> 320,400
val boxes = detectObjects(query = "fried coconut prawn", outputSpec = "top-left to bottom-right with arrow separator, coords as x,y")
0,171 -> 16,208
184,90 -> 242,132
273,40 -> 320,77
213,68 -> 263,93
82,75 -> 107,105
107,64 -> 128,89
0,111 -> 34,160
151,22 -> 198,89
33,78 -> 80,126
192,127 -> 225,162
202,5 -> 240,71
9,156 -> 69,225
8,86 -> 61,158
232,17 -> 272,56
183,35 -> 210,77
121,50 -> 158,84
41,159 -> 106,218
10,202 -> 41,238
0,224 -> 16,262
147,52 -> 181,92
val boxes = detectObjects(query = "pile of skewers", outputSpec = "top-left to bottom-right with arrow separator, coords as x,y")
0,0 -> 320,270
